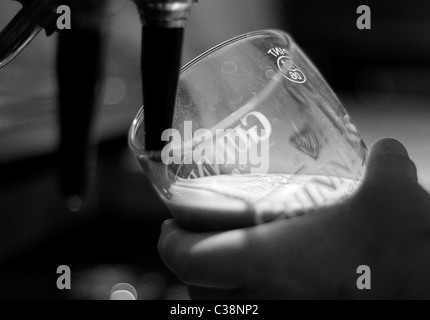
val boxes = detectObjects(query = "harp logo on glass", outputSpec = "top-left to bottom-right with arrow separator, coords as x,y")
161,111 -> 272,177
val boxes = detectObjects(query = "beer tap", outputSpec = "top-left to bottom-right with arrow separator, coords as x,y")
0,0 -> 58,69
134,0 -> 197,156
0,0 -> 197,211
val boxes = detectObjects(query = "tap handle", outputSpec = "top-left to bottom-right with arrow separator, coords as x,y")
57,0 -> 108,211
134,0 -> 198,154
0,0 -> 59,69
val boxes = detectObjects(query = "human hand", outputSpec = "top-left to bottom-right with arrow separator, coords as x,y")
158,139 -> 430,299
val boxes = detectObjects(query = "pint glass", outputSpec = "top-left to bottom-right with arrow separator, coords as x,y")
129,30 -> 367,230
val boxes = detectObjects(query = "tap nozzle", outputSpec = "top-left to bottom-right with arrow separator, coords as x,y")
135,0 -> 198,28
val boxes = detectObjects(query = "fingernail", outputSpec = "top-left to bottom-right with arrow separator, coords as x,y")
381,139 -> 408,158
161,219 -> 172,230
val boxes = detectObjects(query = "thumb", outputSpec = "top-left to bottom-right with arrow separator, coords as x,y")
363,138 -> 418,187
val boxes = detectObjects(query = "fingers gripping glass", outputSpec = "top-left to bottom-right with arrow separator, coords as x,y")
130,30 -> 367,229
